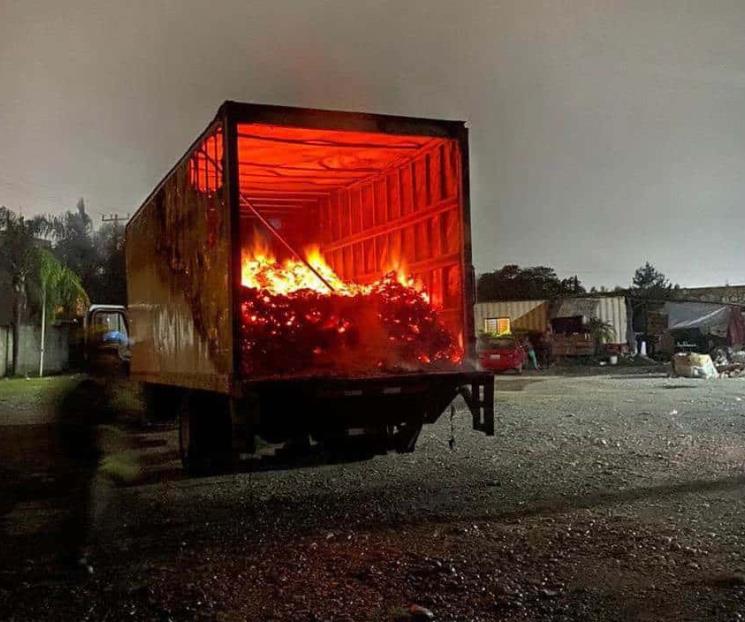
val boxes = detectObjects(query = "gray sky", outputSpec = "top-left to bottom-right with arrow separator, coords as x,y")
2,0 -> 744,288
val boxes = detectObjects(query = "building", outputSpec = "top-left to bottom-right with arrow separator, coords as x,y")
474,295 -> 631,352
673,285 -> 745,305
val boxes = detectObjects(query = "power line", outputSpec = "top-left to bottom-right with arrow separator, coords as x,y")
101,213 -> 130,225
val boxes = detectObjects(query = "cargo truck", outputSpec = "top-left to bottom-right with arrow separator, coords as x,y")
125,101 -> 494,473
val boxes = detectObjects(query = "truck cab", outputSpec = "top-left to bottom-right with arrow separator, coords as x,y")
83,304 -> 130,367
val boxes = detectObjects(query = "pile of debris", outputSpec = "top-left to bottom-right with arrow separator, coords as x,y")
239,274 -> 463,377
712,347 -> 745,378
672,353 -> 719,379
673,348 -> 745,379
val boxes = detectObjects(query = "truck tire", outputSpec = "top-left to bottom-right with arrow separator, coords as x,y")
178,392 -> 233,476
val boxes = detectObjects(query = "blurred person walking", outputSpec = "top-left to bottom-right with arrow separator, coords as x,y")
54,351 -> 132,577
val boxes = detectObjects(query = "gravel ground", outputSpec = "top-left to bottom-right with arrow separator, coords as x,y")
2,371 -> 745,621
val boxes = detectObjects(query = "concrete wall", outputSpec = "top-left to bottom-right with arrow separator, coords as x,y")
675,286 -> 745,305
0,272 -> 13,326
0,325 -> 12,377
1,323 -> 70,377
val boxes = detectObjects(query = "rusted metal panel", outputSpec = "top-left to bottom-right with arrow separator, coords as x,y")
126,121 -> 233,393
474,300 -> 549,334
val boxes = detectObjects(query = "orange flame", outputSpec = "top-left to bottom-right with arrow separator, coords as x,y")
241,238 -> 427,300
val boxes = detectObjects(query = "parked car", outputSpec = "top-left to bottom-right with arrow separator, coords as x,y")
478,336 -> 527,374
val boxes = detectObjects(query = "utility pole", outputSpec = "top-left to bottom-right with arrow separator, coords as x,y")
101,213 -> 130,225
39,285 -> 46,378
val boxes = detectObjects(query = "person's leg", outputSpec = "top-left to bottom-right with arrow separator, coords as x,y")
58,463 -> 96,573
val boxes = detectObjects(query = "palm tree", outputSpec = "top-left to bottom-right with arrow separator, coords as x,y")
37,249 -> 89,376
1,207 -> 89,375
587,318 -> 616,356
0,207 -> 49,373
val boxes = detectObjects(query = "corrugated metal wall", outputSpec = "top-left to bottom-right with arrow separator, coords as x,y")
474,300 -> 549,334
474,295 -> 628,344
595,296 -> 628,345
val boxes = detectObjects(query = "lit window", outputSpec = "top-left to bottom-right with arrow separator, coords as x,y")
484,317 -> 510,335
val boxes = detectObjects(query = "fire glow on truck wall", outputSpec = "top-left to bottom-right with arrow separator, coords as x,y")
189,119 -> 468,378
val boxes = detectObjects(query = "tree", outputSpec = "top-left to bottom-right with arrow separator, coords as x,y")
46,198 -> 98,291
632,262 -> 673,296
92,221 -> 126,304
1,206 -> 91,375
629,262 -> 678,337
45,199 -> 126,304
477,264 -> 585,301
37,249 -> 89,376
0,206 -> 49,373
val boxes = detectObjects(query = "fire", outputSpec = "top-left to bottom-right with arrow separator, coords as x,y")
241,241 -> 422,298
239,237 -> 461,377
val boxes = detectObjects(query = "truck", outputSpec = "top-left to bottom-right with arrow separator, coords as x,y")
125,101 -> 494,474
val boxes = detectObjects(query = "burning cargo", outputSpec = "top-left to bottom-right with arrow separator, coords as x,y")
126,102 -> 493,472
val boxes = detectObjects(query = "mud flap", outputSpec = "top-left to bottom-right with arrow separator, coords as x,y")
459,374 -> 495,436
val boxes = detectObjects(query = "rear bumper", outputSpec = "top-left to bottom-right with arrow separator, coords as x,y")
240,370 -> 495,436
479,360 -> 517,371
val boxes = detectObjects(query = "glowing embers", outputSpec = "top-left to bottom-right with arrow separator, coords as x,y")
239,243 -> 462,377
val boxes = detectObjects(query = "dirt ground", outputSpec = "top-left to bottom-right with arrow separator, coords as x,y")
1,370 -> 745,621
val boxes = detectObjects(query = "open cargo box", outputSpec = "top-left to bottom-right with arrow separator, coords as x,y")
126,102 -> 493,468
236,121 -> 469,377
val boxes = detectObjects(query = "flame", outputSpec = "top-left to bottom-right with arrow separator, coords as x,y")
238,235 -> 461,375
241,239 -> 426,300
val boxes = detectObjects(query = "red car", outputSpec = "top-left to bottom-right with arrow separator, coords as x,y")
478,336 -> 528,374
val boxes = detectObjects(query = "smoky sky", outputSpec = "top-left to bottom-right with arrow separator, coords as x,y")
1,0 -> 744,288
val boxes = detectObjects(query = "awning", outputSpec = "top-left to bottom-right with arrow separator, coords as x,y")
665,302 -> 730,335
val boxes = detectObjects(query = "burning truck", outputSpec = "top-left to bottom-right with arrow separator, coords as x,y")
125,102 -> 494,473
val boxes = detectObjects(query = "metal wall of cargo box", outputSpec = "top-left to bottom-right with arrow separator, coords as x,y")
125,119 -> 234,394
125,102 -> 476,393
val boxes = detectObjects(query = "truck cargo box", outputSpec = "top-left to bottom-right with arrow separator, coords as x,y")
126,102 -> 478,393
126,102 -> 494,472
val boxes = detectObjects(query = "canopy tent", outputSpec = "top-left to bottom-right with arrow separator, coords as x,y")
665,302 -> 745,346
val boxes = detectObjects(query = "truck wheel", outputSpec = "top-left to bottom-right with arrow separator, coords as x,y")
178,392 -> 233,476
178,396 -> 205,475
